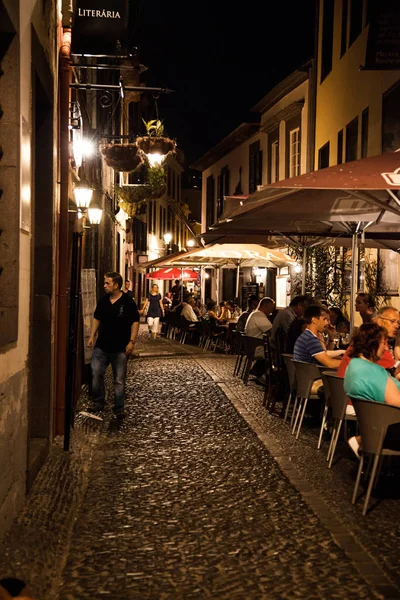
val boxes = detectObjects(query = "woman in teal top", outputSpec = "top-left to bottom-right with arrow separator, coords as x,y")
344,323 -> 400,457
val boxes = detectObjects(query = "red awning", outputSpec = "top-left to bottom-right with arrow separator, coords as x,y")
145,267 -> 199,281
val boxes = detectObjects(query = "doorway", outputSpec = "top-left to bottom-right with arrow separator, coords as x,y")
27,38 -> 54,490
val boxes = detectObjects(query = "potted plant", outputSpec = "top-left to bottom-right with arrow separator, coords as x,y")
100,143 -> 143,173
136,119 -> 176,157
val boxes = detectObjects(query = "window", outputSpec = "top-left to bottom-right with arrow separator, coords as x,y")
148,201 -> 153,234
382,82 -> 400,153
152,200 -> 157,234
217,166 -> 230,218
321,0 -> 334,82
133,218 -> 147,253
318,141 -> 330,169
340,0 -> 348,57
349,0 -> 363,46
289,128 -> 300,177
248,141 -> 263,193
365,0 -> 374,26
337,129 -> 344,164
206,175 -> 215,229
361,107 -> 369,158
378,250 -> 399,295
345,116 -> 358,162
271,141 -> 279,183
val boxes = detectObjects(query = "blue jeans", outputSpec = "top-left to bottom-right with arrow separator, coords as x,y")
91,347 -> 128,413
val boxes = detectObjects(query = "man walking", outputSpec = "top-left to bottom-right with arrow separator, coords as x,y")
85,272 -> 140,420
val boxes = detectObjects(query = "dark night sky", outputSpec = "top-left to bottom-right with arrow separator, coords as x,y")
132,1 -> 316,167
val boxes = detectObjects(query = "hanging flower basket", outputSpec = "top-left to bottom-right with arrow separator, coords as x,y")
136,136 -> 176,156
118,200 -> 147,218
100,143 -> 143,173
114,184 -> 150,204
148,184 -> 167,199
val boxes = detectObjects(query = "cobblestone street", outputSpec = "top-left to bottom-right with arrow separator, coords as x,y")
1,329 -> 400,599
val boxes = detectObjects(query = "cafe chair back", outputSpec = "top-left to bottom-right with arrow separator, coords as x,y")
281,354 -> 297,424
322,372 -> 357,467
292,361 -> 321,439
350,398 -> 400,516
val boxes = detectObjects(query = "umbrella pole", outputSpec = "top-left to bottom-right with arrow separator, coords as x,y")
301,246 -> 307,295
181,268 -> 184,302
235,263 -> 240,299
200,266 -> 205,306
215,268 -> 219,306
350,231 -> 359,332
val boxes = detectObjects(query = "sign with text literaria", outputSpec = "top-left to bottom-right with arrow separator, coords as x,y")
71,0 -> 130,56
365,0 -> 400,70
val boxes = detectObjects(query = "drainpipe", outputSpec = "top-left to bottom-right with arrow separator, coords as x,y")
54,28 -> 71,435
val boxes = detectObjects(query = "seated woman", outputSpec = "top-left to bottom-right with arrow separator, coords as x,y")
329,306 -> 350,334
344,322 -> 400,458
205,300 -> 227,334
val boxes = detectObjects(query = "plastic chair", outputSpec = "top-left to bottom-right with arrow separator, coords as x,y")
179,316 -> 196,344
281,354 -> 296,423
263,333 -> 280,412
292,361 -> 321,439
232,330 -> 245,376
316,366 -> 335,450
197,318 -> 211,349
350,398 -> 400,515
322,372 -> 357,467
240,336 -> 265,385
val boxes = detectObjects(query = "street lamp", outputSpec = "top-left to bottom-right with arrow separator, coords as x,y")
73,179 -> 94,209
87,200 -> 103,225
164,231 -> 172,254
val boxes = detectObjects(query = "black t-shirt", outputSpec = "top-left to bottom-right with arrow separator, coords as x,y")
94,293 -> 139,353
286,317 -> 305,354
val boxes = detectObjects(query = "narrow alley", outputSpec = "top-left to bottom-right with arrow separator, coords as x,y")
1,328 -> 399,599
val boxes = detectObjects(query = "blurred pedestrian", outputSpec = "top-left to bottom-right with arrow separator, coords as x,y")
85,272 -> 139,421
140,283 -> 164,340
123,279 -> 134,298
171,279 -> 182,307
355,292 -> 375,324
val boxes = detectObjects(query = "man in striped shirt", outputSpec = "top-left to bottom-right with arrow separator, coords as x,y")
293,304 -> 342,369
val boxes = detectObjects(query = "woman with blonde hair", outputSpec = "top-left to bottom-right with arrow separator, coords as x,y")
140,283 -> 164,339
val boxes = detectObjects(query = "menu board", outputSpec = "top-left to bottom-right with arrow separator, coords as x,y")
81,269 -> 97,364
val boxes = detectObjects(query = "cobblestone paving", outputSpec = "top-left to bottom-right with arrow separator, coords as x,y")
195,355 -> 400,597
0,331 -> 396,599
63,356 -> 375,599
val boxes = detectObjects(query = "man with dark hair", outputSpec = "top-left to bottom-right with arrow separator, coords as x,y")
286,294 -> 316,353
271,294 -> 308,342
84,271 -> 140,420
236,294 -> 259,333
293,304 -> 342,368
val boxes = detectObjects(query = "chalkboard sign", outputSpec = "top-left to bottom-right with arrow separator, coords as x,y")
365,1 -> 400,70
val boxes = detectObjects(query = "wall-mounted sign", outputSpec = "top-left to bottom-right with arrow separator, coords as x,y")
365,1 -> 400,70
71,0 -> 130,56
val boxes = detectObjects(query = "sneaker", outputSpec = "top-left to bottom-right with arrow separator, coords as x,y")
79,410 -> 103,421
348,436 -> 360,459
